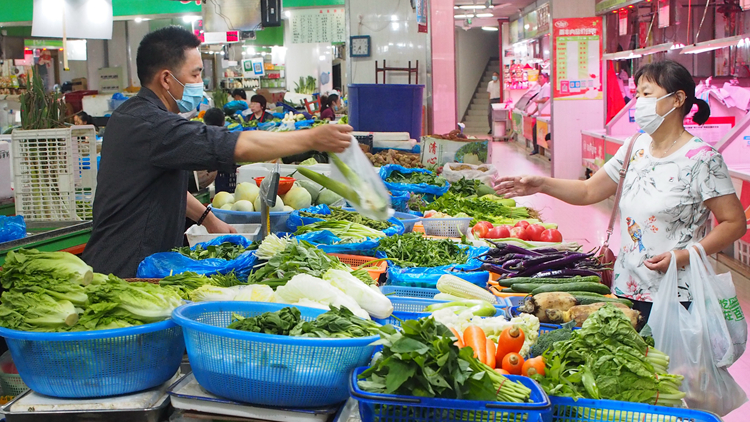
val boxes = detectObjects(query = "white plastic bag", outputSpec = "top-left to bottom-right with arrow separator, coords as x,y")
650,249 -> 747,416
442,163 -> 498,187
694,243 -> 747,365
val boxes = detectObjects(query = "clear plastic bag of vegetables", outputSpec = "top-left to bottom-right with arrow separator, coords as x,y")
296,137 -> 393,221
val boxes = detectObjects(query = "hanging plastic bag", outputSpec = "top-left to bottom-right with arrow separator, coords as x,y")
442,163 -> 498,187
693,244 -> 747,366
136,235 -> 258,280
650,249 -> 747,416
296,137 -> 393,221
0,215 -> 26,244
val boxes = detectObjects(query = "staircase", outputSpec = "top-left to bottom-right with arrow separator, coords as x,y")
462,58 -> 501,135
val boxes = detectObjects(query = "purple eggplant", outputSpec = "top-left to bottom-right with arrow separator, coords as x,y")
487,241 -> 542,256
513,252 -> 593,277
481,263 -> 511,274
530,268 -> 602,278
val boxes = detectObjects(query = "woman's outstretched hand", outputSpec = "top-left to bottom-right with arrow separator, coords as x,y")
493,175 -> 545,198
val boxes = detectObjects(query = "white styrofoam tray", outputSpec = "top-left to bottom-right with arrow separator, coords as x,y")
168,373 -> 338,422
185,224 -> 260,246
237,162 -> 332,184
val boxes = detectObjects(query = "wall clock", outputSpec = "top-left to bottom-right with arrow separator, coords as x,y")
350,35 -> 371,58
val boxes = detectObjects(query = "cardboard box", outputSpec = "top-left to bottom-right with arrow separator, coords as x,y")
420,136 -> 488,166
72,77 -> 87,91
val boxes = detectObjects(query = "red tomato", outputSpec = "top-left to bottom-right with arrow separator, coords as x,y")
487,226 -> 511,239
540,229 -> 563,243
472,224 -> 489,238
478,221 -> 494,230
509,227 -> 530,241
526,224 -> 545,241
514,220 -> 530,229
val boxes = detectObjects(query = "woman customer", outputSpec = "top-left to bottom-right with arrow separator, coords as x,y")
247,94 -> 274,123
494,60 -> 746,321
320,93 -> 340,121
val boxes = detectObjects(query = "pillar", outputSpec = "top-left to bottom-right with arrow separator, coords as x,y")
549,0 -> 603,180
430,0 -> 457,134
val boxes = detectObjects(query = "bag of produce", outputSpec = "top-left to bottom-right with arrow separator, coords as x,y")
137,235 -> 258,280
0,215 -> 26,244
650,248 -> 747,416
293,230 -> 381,255
442,163 -> 498,187
286,204 -> 404,236
379,165 -> 450,198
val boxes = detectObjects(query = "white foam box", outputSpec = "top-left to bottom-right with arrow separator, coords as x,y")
185,224 -> 261,247
237,162 -> 332,184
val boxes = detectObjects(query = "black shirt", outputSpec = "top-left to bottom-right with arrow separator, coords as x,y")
82,87 -> 239,277
248,111 -> 275,123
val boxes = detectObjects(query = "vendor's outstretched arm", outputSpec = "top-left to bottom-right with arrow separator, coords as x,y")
185,192 -> 237,234
234,124 -> 353,162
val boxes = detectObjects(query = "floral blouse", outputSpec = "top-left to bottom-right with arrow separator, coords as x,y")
602,134 -> 735,301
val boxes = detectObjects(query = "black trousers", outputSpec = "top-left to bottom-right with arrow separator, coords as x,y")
624,298 -> 692,323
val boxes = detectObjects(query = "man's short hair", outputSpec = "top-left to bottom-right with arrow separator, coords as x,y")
136,26 -> 201,85
232,89 -> 247,100
203,108 -> 225,127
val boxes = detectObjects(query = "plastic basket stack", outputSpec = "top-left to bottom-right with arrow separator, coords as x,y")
421,217 -> 473,237
0,351 -> 28,398
0,320 -> 184,398
374,296 -> 509,327
172,302 -> 380,408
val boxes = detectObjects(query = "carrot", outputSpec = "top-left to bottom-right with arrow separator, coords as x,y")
450,327 -> 465,348
501,352 -> 524,375
494,368 -> 510,375
522,356 -> 546,377
495,325 -> 525,363
463,326 -> 487,364
486,340 -> 497,369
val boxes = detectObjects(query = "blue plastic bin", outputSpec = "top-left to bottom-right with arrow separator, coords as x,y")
549,395 -> 721,422
374,296 -> 508,327
350,367 -> 551,422
172,302 -> 380,408
380,285 -> 440,299
392,211 -> 421,233
348,84 -> 424,141
0,321 -> 184,398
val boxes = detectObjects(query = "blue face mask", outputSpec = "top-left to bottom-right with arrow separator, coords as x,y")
168,73 -> 204,113
333,105 -> 338,111
492,75 -> 498,81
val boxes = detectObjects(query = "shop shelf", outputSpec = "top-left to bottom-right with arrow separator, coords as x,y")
172,302 -> 378,408
350,367 -> 551,422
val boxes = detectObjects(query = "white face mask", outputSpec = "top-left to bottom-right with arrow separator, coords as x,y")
634,92 -> 676,135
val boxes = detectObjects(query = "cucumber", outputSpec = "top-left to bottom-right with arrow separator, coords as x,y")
500,288 -> 516,293
501,276 -> 600,287
572,295 -> 633,307
510,283 -> 545,293
530,282 -> 611,296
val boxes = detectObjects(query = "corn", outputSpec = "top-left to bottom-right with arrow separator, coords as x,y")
436,274 -> 496,303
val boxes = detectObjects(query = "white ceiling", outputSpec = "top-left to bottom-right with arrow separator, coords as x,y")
453,0 -> 540,29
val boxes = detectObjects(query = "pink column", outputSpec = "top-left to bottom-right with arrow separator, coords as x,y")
430,0 -> 457,134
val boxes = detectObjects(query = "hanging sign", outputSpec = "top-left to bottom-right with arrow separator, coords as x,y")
416,0 -> 428,32
552,17 -> 603,101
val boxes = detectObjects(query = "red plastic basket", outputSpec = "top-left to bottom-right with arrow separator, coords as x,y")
328,253 -> 387,284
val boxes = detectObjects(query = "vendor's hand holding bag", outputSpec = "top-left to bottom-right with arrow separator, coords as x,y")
599,134 -> 638,288
650,248 -> 747,416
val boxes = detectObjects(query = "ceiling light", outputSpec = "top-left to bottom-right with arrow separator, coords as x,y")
481,26 -> 499,31
602,50 -> 642,60
454,6 -> 459,9
459,5 -> 486,9
182,15 -> 200,23
680,34 -> 750,54
284,11 -> 291,18
633,42 -> 682,55
454,14 -> 474,19
475,13 -> 494,18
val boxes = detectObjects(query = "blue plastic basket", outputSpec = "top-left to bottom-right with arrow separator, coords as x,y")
0,321 -> 184,398
172,302 -> 380,408
374,296 -> 507,327
380,285 -> 441,299
549,395 -> 721,422
350,367 -> 551,422
392,211 -> 421,233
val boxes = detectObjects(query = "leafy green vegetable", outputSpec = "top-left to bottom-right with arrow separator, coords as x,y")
449,178 -> 497,197
359,317 -> 532,403
82,276 -> 184,325
537,304 -> 685,406
423,192 -> 530,225
159,271 -> 242,299
228,305 -> 381,338
0,290 -> 79,331
375,232 -> 469,267
294,220 -> 385,241
386,170 -> 447,187
228,307 -> 301,335
173,242 -> 257,261
290,305 -> 381,338
300,207 -> 392,231
250,238 -> 374,288
0,249 -> 93,289
530,320 -> 575,357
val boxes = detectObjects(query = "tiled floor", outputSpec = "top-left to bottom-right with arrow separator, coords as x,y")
485,138 -> 750,421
